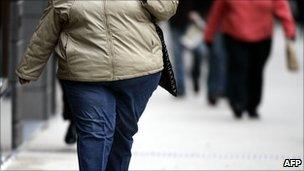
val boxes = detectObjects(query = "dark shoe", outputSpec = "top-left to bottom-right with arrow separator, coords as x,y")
65,122 -> 77,145
232,106 -> 243,119
192,78 -> 200,94
248,110 -> 260,119
177,88 -> 186,97
208,94 -> 218,106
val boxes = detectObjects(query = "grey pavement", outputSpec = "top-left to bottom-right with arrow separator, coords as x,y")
2,26 -> 303,170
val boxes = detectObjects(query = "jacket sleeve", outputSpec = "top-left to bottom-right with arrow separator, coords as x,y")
204,0 -> 226,43
15,0 -> 65,81
142,0 -> 179,21
273,0 -> 296,40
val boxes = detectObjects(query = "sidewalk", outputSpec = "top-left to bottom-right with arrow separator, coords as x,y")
3,26 -> 303,170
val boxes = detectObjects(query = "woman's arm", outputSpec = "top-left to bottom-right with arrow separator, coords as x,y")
273,0 -> 296,40
141,0 -> 179,21
16,0 -> 66,81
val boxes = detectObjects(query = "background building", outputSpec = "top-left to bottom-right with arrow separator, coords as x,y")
1,0 -> 57,164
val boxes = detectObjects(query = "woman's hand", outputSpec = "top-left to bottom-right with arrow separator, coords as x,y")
18,77 -> 30,85
139,0 -> 147,4
140,0 -> 178,21
188,11 -> 200,22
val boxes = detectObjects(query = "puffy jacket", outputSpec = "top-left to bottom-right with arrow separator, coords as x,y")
16,0 -> 178,82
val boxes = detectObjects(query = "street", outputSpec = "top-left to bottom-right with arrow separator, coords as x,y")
2,25 -> 303,170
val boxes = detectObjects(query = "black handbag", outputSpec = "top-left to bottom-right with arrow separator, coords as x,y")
152,22 -> 178,97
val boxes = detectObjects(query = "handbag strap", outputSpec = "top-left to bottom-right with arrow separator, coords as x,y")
149,17 -> 178,97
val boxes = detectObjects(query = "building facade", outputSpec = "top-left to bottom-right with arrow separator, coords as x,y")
1,0 -> 57,165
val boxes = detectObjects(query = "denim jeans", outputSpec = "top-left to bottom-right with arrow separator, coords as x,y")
170,27 -> 186,95
61,72 -> 161,171
191,42 -> 208,91
207,33 -> 227,97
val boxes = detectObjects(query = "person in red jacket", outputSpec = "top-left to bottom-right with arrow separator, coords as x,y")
204,0 -> 296,119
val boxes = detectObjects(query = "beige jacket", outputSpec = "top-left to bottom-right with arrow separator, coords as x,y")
16,0 -> 178,82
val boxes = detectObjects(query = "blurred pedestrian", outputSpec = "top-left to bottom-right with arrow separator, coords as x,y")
207,32 -> 227,106
58,78 -> 76,145
205,0 -> 296,119
169,0 -> 212,96
15,0 -> 178,170
295,0 -> 304,24
289,0 -> 304,25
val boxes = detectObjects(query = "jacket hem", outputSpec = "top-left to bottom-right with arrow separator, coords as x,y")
57,67 -> 164,82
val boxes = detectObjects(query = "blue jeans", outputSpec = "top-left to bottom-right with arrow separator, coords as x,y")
191,42 -> 208,86
61,72 -> 161,171
207,33 -> 227,97
170,27 -> 186,95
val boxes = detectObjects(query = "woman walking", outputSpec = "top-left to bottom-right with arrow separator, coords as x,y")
16,0 -> 178,170
205,0 -> 296,119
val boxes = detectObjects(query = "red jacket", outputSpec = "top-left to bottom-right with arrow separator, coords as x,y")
205,0 -> 296,43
